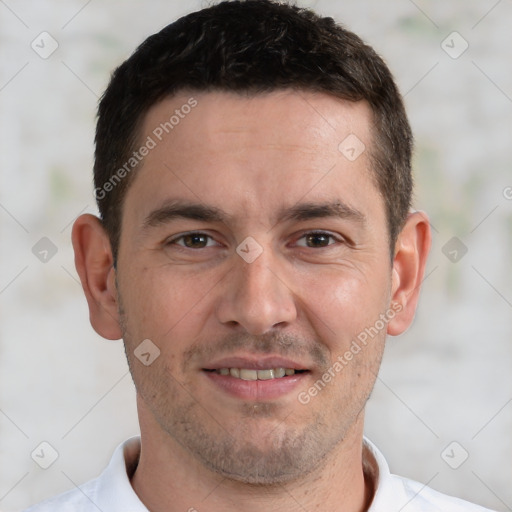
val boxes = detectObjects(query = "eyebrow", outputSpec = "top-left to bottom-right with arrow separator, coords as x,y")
276,201 -> 366,225
142,199 -> 366,230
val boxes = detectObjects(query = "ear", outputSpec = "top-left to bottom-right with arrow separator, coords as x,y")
387,211 -> 431,336
71,214 -> 122,340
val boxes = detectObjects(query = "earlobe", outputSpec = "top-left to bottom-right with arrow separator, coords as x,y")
71,214 -> 123,340
387,211 -> 431,336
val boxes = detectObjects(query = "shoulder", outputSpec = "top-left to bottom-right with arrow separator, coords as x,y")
23,436 -> 144,512
23,478 -> 99,512
363,438 -> 496,512
392,474 -> 496,512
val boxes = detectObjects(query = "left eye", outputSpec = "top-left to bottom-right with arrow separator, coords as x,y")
295,232 -> 340,248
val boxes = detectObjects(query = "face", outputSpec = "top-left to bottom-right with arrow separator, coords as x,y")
115,90 -> 396,484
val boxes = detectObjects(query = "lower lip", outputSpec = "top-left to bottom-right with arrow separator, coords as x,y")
203,371 -> 307,401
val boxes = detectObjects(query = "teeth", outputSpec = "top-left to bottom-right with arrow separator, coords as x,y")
258,369 -> 275,380
217,367 -> 297,380
239,369 -> 258,380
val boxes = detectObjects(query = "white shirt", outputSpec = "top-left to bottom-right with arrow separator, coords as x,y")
24,436 -> 495,512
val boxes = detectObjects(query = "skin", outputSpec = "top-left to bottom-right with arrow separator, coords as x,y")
72,90 -> 431,512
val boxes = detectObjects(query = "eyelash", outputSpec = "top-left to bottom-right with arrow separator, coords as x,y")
165,230 -> 344,249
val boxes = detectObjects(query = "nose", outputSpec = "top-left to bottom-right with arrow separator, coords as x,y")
215,247 -> 298,335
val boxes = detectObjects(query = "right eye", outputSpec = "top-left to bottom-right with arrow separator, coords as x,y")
164,232 -> 221,250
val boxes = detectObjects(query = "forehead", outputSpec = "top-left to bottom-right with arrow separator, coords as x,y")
124,89 -> 381,229
142,89 -> 373,154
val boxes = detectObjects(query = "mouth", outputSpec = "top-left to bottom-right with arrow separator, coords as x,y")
202,357 -> 311,400
204,367 -> 307,380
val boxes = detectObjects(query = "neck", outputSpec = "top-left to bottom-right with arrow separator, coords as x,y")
131,402 -> 374,512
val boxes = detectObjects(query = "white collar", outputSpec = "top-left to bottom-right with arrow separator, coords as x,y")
362,437 -> 410,510
93,436 -> 147,511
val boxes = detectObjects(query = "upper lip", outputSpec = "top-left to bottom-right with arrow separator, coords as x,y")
203,355 -> 310,371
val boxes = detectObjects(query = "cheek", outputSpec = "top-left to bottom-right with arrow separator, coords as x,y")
305,267 -> 391,347
121,268 -> 187,336
121,265 -> 221,354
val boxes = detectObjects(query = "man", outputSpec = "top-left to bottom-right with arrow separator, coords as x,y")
25,1 -> 495,510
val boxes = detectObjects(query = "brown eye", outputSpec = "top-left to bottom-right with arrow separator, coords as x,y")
166,232 -> 218,249
296,231 -> 339,248
182,233 -> 208,248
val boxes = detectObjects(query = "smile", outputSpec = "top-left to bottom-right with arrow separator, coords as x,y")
212,368 -> 301,380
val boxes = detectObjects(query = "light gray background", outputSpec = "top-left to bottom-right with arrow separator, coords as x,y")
1,1 -> 511,511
